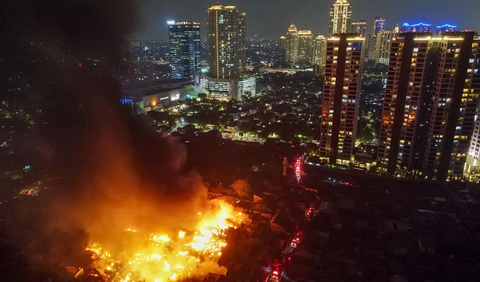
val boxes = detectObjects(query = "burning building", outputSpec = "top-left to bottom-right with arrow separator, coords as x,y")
80,199 -> 247,282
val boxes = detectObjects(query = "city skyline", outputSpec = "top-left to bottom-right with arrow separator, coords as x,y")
136,0 -> 480,40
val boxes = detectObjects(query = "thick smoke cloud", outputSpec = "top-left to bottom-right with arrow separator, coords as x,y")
0,0 -> 217,276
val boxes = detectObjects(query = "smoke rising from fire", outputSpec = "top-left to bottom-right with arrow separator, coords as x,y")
1,0 -> 240,278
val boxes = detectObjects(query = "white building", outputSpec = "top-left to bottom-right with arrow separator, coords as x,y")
200,76 -> 256,100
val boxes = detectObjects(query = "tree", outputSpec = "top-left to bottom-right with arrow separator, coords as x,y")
232,179 -> 251,199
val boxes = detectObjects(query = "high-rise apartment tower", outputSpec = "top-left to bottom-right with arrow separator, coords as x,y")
206,5 -> 246,79
320,34 -> 364,164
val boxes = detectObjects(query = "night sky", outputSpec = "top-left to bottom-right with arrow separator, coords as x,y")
136,0 -> 480,40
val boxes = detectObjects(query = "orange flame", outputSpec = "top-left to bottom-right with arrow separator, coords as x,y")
85,199 -> 247,281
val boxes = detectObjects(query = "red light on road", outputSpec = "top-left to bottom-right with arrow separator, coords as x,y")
273,270 -> 278,276
288,257 -> 291,261
78,63 -> 82,67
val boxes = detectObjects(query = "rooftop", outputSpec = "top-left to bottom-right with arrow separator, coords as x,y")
123,79 -> 192,92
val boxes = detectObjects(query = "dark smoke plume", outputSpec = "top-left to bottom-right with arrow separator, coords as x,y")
0,0 -> 215,278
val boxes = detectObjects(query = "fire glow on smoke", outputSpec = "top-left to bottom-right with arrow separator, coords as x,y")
85,199 -> 247,282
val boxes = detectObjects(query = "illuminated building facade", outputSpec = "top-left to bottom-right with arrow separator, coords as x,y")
320,34 -> 364,164
378,33 -> 434,174
313,35 -> 327,69
298,30 -> 314,63
351,20 -> 367,36
285,24 -> 299,63
423,32 -> 480,180
394,24 -> 400,34
374,29 -> 394,65
400,23 -> 431,33
279,35 -> 287,50
206,5 -> 246,79
379,32 -> 480,180
329,0 -> 352,35
373,17 -> 386,34
168,22 -> 201,79
368,17 -> 386,61
436,24 -> 457,35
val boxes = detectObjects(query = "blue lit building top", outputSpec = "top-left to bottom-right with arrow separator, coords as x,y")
435,24 -> 457,29
400,22 -> 431,33
373,17 -> 386,34
435,24 -> 457,35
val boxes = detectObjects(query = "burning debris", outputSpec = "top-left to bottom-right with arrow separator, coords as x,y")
78,199 -> 247,282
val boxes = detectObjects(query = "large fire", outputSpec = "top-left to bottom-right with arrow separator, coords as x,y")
83,199 -> 247,282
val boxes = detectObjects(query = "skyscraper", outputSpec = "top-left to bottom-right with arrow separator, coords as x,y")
206,5 -> 246,79
329,0 -> 352,36
436,24 -> 457,35
373,17 -> 386,34
378,33 -> 434,174
423,32 -> 480,180
351,20 -> 367,36
313,35 -> 327,69
400,23 -> 431,33
320,34 -> 364,164
168,21 -> 201,79
202,5 -> 254,100
285,24 -> 299,63
374,29 -> 394,65
377,32 -> 480,180
367,17 -> 386,61
298,30 -> 313,63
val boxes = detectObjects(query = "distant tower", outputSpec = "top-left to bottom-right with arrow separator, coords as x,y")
313,35 -> 327,69
279,36 -> 287,50
374,29 -> 394,65
394,23 -> 400,34
329,0 -> 352,35
286,24 -> 299,63
297,30 -> 313,63
367,17 -> 386,61
351,20 -> 367,36
320,34 -> 365,164
372,17 -> 386,34
206,5 -> 246,79
168,21 -> 200,79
